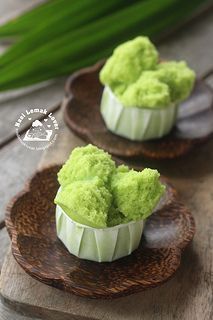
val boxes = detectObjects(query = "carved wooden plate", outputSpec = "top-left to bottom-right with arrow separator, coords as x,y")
6,166 -> 195,299
63,61 -> 213,159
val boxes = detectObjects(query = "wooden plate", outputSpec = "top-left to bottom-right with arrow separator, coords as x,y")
6,166 -> 195,299
63,61 -> 213,160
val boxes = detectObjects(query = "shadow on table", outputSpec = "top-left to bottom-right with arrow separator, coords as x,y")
126,138 -> 213,179
102,243 -> 201,319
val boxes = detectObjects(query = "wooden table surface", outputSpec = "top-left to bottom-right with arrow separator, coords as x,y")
0,1 -> 212,319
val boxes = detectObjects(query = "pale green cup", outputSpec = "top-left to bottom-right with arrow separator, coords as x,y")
100,86 -> 178,141
56,204 -> 144,262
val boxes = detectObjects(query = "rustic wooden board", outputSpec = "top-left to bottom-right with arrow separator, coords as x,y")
0,228 -> 10,271
1,110 -> 213,319
0,300 -> 40,320
0,137 -> 43,223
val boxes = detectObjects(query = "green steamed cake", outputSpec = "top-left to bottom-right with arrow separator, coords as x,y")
157,61 -> 196,102
58,144 -> 116,187
120,63 -> 195,107
99,36 -> 195,108
55,177 -> 112,228
100,36 -> 158,96
111,168 -> 165,221
55,145 -> 165,228
116,164 -> 129,173
107,205 -> 128,227
120,75 -> 171,108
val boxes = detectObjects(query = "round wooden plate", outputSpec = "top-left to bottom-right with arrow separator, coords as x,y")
6,166 -> 195,299
63,61 -> 213,160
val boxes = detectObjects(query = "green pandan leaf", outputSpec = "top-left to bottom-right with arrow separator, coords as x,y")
0,0 -> 206,91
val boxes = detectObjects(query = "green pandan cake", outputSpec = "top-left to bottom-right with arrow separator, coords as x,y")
100,36 -> 195,141
55,145 -> 165,262
100,36 -> 159,96
58,144 -> 116,187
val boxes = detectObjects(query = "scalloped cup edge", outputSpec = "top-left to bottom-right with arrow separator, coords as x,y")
100,86 -> 178,141
56,205 -> 144,262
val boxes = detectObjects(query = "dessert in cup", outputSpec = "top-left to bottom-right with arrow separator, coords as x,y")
55,145 -> 165,262
100,36 -> 195,141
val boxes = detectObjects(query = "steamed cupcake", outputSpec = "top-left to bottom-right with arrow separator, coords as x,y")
55,145 -> 165,262
100,36 -> 195,141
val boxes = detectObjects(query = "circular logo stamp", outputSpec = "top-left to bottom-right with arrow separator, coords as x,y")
15,108 -> 59,150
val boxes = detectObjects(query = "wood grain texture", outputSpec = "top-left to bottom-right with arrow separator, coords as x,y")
0,79 -> 65,148
64,62 -> 212,159
38,110 -> 85,170
5,164 -> 195,298
0,1 -> 213,319
0,2 -> 49,319
0,137 -> 43,224
1,116 -> 212,319
0,110 -> 66,225
0,294 -> 40,320
0,228 -> 10,271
